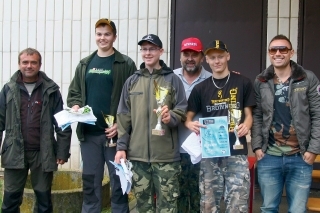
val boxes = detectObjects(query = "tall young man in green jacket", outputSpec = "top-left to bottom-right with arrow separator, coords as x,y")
67,19 -> 136,213
115,34 -> 187,213
0,48 -> 72,213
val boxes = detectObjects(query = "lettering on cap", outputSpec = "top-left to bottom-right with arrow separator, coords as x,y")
184,43 -> 198,46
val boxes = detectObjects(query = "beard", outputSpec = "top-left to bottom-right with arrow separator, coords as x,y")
182,63 -> 201,73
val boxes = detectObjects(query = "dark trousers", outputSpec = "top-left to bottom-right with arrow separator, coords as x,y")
81,134 -> 129,213
1,151 -> 53,213
177,153 -> 200,213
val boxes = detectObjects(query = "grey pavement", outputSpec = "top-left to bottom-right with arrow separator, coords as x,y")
129,187 -> 320,212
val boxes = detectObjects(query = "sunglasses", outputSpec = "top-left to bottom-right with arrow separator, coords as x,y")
268,46 -> 292,55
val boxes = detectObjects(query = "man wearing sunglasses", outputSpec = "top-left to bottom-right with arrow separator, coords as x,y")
252,34 -> 320,212
67,19 -> 136,213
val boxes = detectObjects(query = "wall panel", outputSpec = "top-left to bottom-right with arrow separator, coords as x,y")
0,0 -> 296,171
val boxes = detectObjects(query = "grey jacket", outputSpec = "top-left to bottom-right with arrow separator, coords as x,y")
117,61 -> 187,163
0,71 -> 72,171
251,60 -> 320,154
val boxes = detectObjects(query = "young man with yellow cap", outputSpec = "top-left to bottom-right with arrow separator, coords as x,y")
67,19 -> 136,213
185,40 -> 255,212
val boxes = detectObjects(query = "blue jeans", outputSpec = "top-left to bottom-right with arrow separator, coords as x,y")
257,153 -> 312,213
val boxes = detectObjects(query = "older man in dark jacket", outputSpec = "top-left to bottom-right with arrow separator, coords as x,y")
0,48 -> 72,213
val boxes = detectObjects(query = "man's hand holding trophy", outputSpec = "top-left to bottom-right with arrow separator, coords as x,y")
231,109 -> 244,150
152,80 -> 169,136
102,112 -> 116,147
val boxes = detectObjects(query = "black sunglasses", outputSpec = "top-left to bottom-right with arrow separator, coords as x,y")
268,46 -> 292,55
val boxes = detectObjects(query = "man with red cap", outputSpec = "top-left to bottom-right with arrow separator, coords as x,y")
173,37 -> 211,213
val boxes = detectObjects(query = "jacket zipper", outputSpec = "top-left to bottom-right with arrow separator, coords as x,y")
26,90 -> 32,144
267,80 -> 275,130
147,73 -> 152,163
287,79 -> 301,152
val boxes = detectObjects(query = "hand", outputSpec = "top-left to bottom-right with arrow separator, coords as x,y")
234,123 -> 249,137
303,152 -> 316,165
105,123 -> 118,138
255,149 -> 264,161
153,105 -> 171,124
160,105 -> 170,124
56,159 -> 65,165
115,151 -> 126,164
72,105 -> 80,112
185,120 -> 206,135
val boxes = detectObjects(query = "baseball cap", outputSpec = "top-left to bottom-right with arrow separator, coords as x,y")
138,34 -> 163,48
204,40 -> 229,55
95,18 -> 117,34
181,37 -> 203,52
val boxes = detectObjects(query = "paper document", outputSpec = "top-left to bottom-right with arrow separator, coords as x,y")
54,105 -> 97,130
109,159 -> 133,194
181,132 -> 202,164
199,116 -> 230,158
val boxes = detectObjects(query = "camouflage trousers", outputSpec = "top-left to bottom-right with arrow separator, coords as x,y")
177,153 -> 200,213
131,161 -> 181,213
200,155 -> 250,213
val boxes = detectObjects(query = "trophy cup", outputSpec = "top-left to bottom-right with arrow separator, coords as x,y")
231,109 -> 244,150
152,80 -> 168,136
102,112 -> 116,147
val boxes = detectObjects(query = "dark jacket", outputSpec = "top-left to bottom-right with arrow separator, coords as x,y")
67,48 -> 137,141
251,60 -> 320,154
0,71 -> 72,171
117,61 -> 187,163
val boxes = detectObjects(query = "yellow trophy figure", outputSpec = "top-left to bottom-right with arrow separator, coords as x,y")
102,112 -> 116,147
231,109 -> 244,150
152,80 -> 168,136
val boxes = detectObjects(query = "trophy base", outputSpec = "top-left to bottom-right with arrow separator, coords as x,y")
152,129 -> 165,136
107,142 -> 117,147
233,144 -> 244,150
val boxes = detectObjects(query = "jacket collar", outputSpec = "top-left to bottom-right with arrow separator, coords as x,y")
138,60 -> 173,76
10,70 -> 59,94
257,60 -> 306,83
80,48 -> 124,65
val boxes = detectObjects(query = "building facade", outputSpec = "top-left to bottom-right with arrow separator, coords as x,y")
0,0 -> 318,170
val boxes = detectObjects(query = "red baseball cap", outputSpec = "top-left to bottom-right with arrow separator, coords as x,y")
180,37 -> 203,52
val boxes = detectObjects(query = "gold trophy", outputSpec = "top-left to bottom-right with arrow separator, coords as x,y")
102,112 -> 116,147
231,109 -> 244,149
152,80 -> 168,136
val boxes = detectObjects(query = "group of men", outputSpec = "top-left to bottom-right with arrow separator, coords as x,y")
0,18 -> 319,213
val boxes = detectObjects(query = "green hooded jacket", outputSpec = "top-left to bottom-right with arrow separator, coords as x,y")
117,61 -> 187,163
0,71 -> 72,171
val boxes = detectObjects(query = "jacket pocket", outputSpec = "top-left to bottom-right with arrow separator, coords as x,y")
1,138 -> 16,167
129,92 -> 143,95
1,139 -> 13,155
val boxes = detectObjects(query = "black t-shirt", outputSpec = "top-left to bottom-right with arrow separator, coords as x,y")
187,72 -> 256,155
84,53 -> 115,134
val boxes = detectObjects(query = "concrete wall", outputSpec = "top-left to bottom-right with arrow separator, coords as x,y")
0,0 -> 300,170
266,0 -> 299,67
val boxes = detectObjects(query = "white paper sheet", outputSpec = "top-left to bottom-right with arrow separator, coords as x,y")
54,105 -> 97,130
181,132 -> 202,164
109,159 -> 133,194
